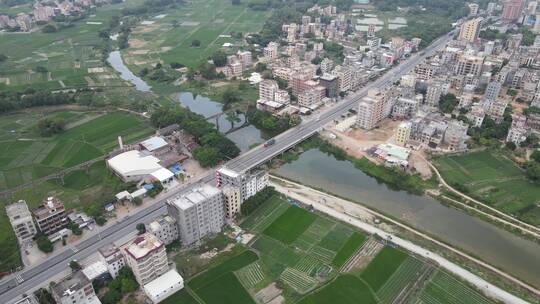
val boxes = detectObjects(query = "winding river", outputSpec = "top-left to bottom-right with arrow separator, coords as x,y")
106,52 -> 264,151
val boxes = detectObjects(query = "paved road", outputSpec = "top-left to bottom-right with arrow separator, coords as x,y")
0,30 -> 455,303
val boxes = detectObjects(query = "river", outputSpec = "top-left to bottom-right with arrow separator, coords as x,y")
275,149 -> 540,288
105,51 -> 264,151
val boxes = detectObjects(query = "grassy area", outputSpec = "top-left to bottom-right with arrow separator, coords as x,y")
123,0 -> 270,70
0,3 -> 137,92
297,274 -> 377,304
0,110 -> 153,191
160,289 -> 199,304
433,150 -> 540,226
263,205 -> 317,244
360,246 -> 408,292
167,193 -> 498,304
331,233 -> 367,268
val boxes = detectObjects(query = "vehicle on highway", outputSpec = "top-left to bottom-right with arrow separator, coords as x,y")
264,139 -> 275,147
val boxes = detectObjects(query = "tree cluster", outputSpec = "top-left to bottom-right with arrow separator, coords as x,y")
240,186 -> 276,216
150,106 -> 240,167
37,118 -> 66,137
246,106 -> 300,135
438,93 -> 458,113
100,267 -> 139,304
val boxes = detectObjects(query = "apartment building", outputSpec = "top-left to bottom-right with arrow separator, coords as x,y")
395,122 -> 412,146
263,42 -> 279,61
98,243 -> 125,279
222,185 -> 242,219
425,84 -> 442,107
484,81 -> 502,101
6,200 -> 37,244
147,215 -> 178,246
502,0 -> 525,22
167,185 -> 225,245
455,54 -> 484,76
259,79 -> 279,101
121,233 -> 169,285
443,121 -> 469,151
357,96 -> 385,130
215,168 -> 268,218
458,18 -> 482,43
298,89 -> 322,108
51,271 -> 100,304
31,196 -> 68,235
469,3 -> 479,16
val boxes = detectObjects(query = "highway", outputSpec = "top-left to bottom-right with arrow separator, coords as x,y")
0,30 -> 454,303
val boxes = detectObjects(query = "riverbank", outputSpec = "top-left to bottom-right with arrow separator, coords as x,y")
269,175 -> 538,303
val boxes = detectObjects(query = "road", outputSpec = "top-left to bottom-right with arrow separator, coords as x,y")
0,30 -> 455,303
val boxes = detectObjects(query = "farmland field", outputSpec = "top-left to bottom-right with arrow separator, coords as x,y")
0,1 -> 145,92
360,246 -> 408,291
0,110 -> 153,192
122,0 -> 271,71
263,205 -> 317,244
169,195 -> 497,304
433,150 -> 540,225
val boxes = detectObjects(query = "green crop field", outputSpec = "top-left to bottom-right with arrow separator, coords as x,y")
0,111 -> 153,191
433,150 -> 540,225
0,3 -> 137,92
298,274 -> 378,304
414,271 -> 494,304
123,0 -> 271,71
263,205 -> 317,244
167,195 -> 497,304
160,289 -> 199,304
360,246 -> 408,291
332,233 -> 367,268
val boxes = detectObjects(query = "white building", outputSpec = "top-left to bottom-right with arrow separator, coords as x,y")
98,244 -> 125,279
121,233 -> 169,285
6,200 -> 37,244
167,185 -> 225,245
51,271 -> 101,304
147,215 -> 178,245
107,150 -> 162,182
143,269 -> 184,303
395,122 -> 412,146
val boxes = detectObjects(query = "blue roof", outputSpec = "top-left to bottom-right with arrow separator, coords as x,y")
169,163 -> 182,173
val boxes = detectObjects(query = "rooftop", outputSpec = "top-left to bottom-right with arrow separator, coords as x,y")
143,269 -> 183,300
52,271 -> 90,298
140,136 -> 168,152
122,233 -> 163,261
107,150 -> 162,177
169,185 -> 221,211
98,243 -> 120,258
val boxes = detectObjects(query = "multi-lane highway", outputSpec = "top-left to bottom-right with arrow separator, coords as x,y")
0,29 -> 454,303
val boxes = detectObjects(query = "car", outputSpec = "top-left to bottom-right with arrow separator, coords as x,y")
263,139 -> 275,147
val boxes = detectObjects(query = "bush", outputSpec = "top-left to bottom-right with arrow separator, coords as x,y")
35,66 -> 48,73
36,235 -> 53,253
37,118 -> 66,137
241,187 -> 276,216
191,39 -> 201,47
211,50 -> 228,67
41,24 -> 57,33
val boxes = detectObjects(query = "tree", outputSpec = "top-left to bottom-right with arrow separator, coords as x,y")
121,278 -> 138,293
36,235 -> 53,253
505,141 -> 516,151
191,39 -> 201,47
136,223 -> 146,235
198,62 -> 217,79
193,146 -> 221,167
222,88 -> 240,109
67,222 -> 82,236
170,62 -> 184,69
132,197 -> 143,206
526,162 -> 540,184
37,118 -> 66,136
35,66 -> 48,73
0,54 -> 7,62
438,93 -> 458,113
101,289 -> 122,304
42,24 -> 57,33
531,150 -> 540,163
225,111 -> 241,128
255,62 -> 267,72
69,260 -> 81,271
211,50 -> 228,67
231,0 -> 240,4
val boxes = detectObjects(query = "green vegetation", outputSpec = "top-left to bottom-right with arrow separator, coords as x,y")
99,267 -> 139,304
0,207 -> 21,273
240,186 -> 276,216
151,106 -> 240,167
36,234 -> 54,253
247,106 -> 301,136
331,233 -> 366,268
439,93 -> 458,114
416,271 -> 495,304
161,289 -> 199,304
298,274 -> 377,304
263,205 -> 317,244
360,246 -> 408,291
434,150 -> 540,226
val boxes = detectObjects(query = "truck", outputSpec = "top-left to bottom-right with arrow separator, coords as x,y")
263,139 -> 275,147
